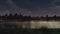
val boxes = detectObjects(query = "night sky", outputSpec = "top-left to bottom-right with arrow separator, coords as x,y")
0,0 -> 60,16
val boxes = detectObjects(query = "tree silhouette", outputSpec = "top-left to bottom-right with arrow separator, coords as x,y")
9,13 -> 13,16
19,13 -> 23,19
0,15 -> 1,18
27,16 -> 31,21
40,16 -> 44,21
5,14 -> 8,16
13,13 -> 18,19
46,15 -> 49,21
53,15 -> 56,18
8,13 -> 13,20
4,14 -> 8,20
19,13 -> 23,17
46,15 -> 48,18
14,13 -> 18,16
53,15 -> 57,20
40,16 -> 44,18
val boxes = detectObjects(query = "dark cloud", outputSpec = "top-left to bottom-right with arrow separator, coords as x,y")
0,0 -> 60,16
12,0 -> 53,9
55,2 -> 60,6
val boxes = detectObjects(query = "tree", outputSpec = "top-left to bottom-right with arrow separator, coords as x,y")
46,15 -> 49,21
8,13 -> 13,20
46,15 -> 48,18
19,13 -> 23,18
14,13 -> 18,16
5,14 -> 8,16
40,16 -> 44,21
53,15 -> 56,18
40,16 -> 43,18
0,15 -> 1,18
9,13 -> 13,16
19,13 -> 23,17
5,14 -> 8,20
53,15 -> 57,20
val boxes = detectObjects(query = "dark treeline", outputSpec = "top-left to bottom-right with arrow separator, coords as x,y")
0,13 -> 60,21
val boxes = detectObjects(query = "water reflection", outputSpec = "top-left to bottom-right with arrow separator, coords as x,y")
30,21 -> 60,29
1,20 -> 60,29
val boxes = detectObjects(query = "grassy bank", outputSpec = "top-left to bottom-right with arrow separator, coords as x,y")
0,28 -> 60,34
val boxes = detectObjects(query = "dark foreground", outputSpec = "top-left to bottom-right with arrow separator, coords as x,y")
0,28 -> 60,34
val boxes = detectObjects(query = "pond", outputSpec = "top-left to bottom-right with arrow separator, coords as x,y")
1,20 -> 60,29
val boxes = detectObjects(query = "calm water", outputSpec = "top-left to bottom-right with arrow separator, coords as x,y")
1,20 -> 60,29
0,20 -> 60,34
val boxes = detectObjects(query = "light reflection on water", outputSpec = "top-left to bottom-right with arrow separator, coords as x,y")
30,21 -> 60,29
1,20 -> 60,29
